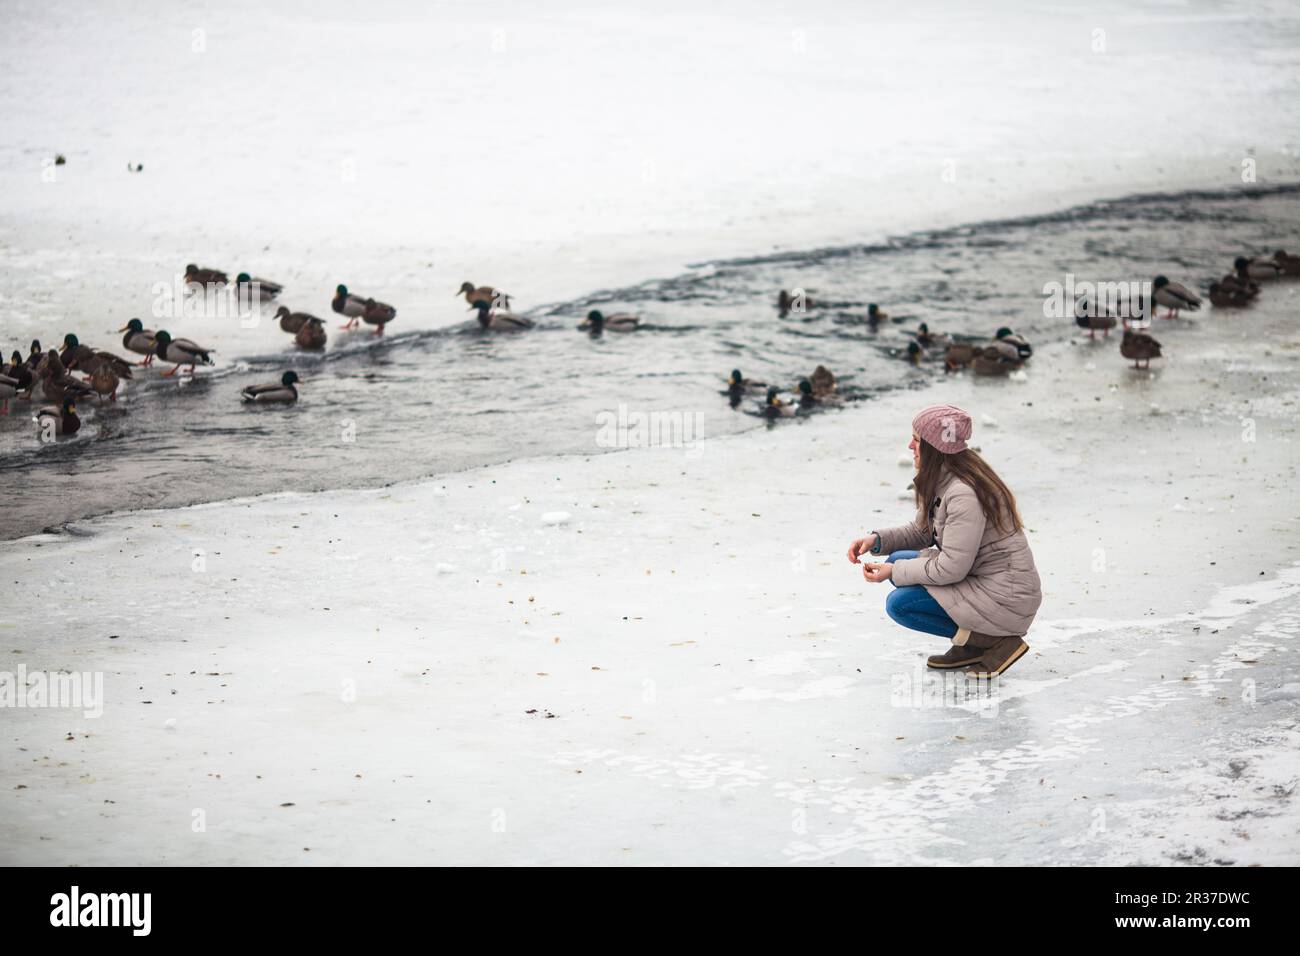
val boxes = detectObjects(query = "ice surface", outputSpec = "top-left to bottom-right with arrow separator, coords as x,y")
3,284 -> 1299,864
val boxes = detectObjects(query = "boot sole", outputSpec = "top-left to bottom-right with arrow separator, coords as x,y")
967,641 -> 1028,678
927,656 -> 984,670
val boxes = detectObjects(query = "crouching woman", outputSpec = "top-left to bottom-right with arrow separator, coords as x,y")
847,404 -> 1042,677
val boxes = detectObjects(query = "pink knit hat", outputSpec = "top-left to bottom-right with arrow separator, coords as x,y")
912,404 -> 972,454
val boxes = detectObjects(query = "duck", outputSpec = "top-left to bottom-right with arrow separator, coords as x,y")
294,317 -> 327,350
727,369 -> 767,391
777,289 -> 815,313
333,284 -> 397,333
360,299 -> 396,334
118,318 -> 158,365
184,263 -> 229,286
36,396 -> 80,437
915,322 -> 950,349
331,284 -> 368,321
59,334 -> 134,379
809,364 -> 836,398
904,341 -> 926,366
993,327 -> 1033,360
1271,250 -> 1300,276
1073,295 -> 1118,338
763,387 -> 796,419
35,350 -> 96,402
472,300 -> 534,331
151,330 -> 214,377
1208,282 -> 1253,309
458,282 -> 511,310
1218,272 -> 1259,299
2,350 -> 34,396
234,272 -> 283,301
241,371 -> 300,404
275,306 -> 319,335
867,303 -> 888,327
1234,256 -> 1282,282
0,371 -> 20,413
972,346 -> 1021,376
726,369 -> 766,407
579,309 -> 640,334
942,343 -> 979,372
1120,328 -> 1161,369
797,379 -> 820,411
25,340 -> 44,370
1151,276 -> 1202,320
86,364 -> 122,402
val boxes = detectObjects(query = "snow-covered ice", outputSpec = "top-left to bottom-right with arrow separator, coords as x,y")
3,285 -> 1299,865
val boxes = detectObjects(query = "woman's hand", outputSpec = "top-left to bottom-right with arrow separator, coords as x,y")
861,561 -> 893,583
847,535 -> 878,564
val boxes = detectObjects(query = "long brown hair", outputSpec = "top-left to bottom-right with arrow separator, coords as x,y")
915,440 -> 1023,534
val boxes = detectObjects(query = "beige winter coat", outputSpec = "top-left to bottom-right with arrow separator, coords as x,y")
872,470 -> 1042,636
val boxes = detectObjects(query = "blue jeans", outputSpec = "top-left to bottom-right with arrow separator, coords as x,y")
883,550 -> 958,639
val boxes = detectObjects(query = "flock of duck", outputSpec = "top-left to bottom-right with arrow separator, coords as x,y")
0,264 -> 644,438
4,249 -> 1298,438
741,249 -> 1300,418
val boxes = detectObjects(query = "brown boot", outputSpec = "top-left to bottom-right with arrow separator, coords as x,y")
958,629 -> 1029,678
926,643 -> 984,670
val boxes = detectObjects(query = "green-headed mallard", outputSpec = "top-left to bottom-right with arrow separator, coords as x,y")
36,396 -> 80,437
915,322 -> 949,348
1152,275 -> 1202,319
763,386 -> 796,418
1234,256 -> 1282,282
579,309 -> 640,334
25,340 -> 44,370
333,284 -> 396,334
60,334 -> 134,379
294,317 -> 327,350
118,318 -> 158,365
727,369 -> 766,391
904,341 -> 926,366
472,300 -> 534,331
332,284 -> 367,320
241,370 -> 300,404
1208,281 -> 1252,308
994,326 -> 1033,359
458,282 -> 511,310
1272,249 -> 1300,276
151,330 -> 214,377
797,379 -> 820,411
185,263 -> 229,286
235,272 -> 283,301
1120,328 -> 1161,369
867,303 -> 888,326
726,369 -> 764,407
